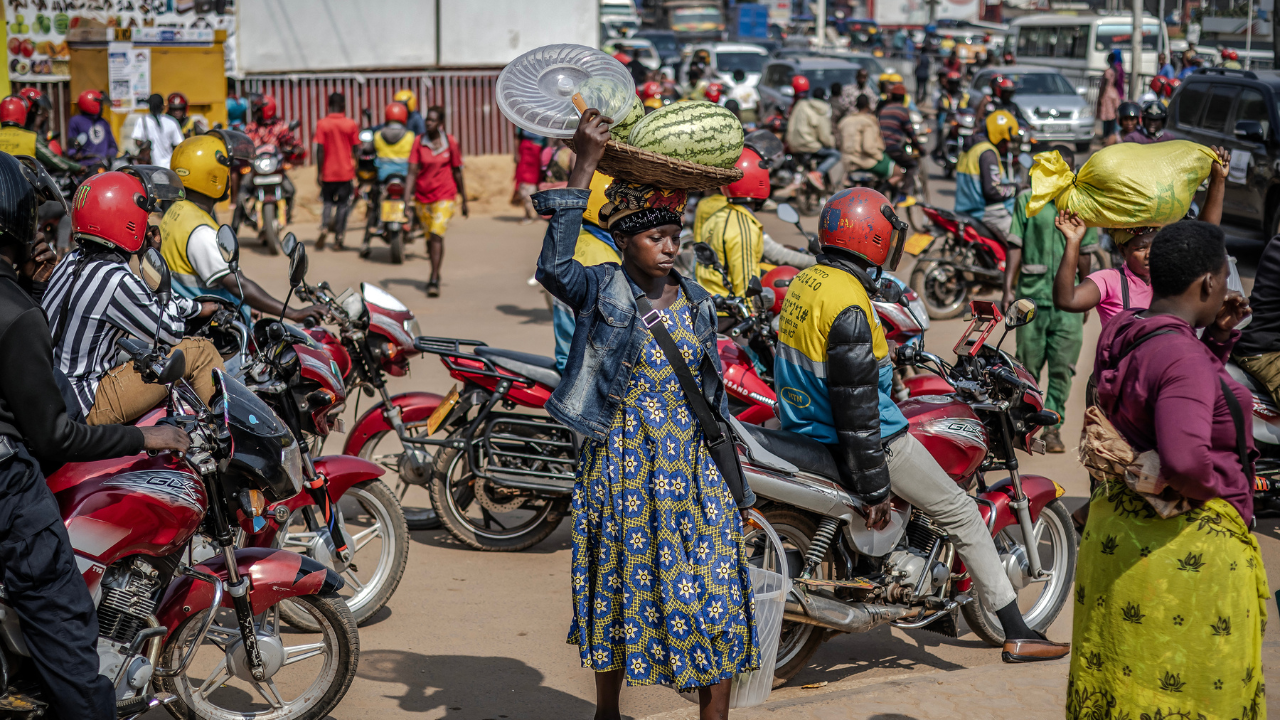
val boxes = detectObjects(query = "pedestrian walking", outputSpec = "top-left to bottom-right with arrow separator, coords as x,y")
534,109 -> 758,720
130,93 -> 184,169
914,53 -> 931,105
1070,220 -> 1265,720
313,92 -> 360,250
1098,66 -> 1121,145
405,105 -> 468,297
513,128 -> 544,224
1002,146 -> 1098,454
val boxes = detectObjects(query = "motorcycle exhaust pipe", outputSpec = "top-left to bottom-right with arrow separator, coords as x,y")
784,590 -> 915,634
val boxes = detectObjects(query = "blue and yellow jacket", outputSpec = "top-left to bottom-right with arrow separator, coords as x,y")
551,222 -> 620,372
774,255 -> 907,502
955,136 -> 1016,219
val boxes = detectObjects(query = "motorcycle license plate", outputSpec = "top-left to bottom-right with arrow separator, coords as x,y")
959,128 -> 973,136
425,384 -> 461,436
904,233 -> 934,256
380,200 -> 407,223
253,174 -> 283,185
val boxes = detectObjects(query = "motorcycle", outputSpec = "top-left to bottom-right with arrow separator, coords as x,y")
186,229 -> 412,629
234,121 -> 302,256
364,173 -> 411,264
738,298 -> 1075,681
940,107 -> 977,178
771,152 -> 827,217
1225,361 -> 1280,516
906,202 -> 1010,320
15,248 -> 359,719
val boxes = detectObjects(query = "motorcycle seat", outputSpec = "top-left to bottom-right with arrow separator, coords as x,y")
737,423 -> 840,481
952,212 -> 998,241
474,346 -> 562,389
847,171 -> 879,184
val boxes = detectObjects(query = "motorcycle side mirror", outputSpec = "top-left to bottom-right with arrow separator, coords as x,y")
287,239 -> 308,290
776,203 -> 799,224
808,234 -> 823,255
876,278 -> 904,304
216,224 -> 239,266
281,232 -> 298,258
139,247 -> 172,309
158,348 -> 186,384
692,242 -> 718,266
745,275 -> 763,298
1006,297 -> 1037,328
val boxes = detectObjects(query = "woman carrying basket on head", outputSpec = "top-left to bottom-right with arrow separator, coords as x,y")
532,108 -> 759,720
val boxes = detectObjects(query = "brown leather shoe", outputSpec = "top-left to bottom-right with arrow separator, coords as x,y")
1043,427 -> 1065,454
1002,637 -> 1070,663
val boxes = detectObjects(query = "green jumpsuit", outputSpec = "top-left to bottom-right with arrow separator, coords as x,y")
1009,191 -> 1098,428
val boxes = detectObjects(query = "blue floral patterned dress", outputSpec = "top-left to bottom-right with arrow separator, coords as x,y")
567,290 -> 759,690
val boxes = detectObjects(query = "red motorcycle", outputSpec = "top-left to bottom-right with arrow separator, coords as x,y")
906,203 -> 1010,320
738,298 -> 1076,681
19,250 -> 359,719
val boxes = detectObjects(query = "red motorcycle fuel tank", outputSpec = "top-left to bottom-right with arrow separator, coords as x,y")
900,395 -> 988,484
47,455 -> 207,594
718,338 -> 778,424
306,326 -> 352,379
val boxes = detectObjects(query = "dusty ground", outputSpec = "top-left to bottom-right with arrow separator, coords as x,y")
147,160 -> 1278,720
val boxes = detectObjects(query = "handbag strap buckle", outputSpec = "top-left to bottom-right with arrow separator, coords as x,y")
639,308 -> 663,328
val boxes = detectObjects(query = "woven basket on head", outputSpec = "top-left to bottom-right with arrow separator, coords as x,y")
565,139 -> 743,191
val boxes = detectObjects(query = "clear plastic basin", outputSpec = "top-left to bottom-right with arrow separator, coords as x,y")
496,43 -> 636,139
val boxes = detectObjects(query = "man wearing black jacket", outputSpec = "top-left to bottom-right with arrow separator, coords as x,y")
0,153 -> 188,719
1234,237 -> 1280,402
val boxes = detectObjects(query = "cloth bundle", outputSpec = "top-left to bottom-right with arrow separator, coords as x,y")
1078,405 -> 1195,518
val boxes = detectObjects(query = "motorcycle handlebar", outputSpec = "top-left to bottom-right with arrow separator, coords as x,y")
990,366 -> 1031,393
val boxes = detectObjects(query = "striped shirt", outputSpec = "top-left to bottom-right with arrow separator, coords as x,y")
42,250 -> 198,414
877,103 -> 914,152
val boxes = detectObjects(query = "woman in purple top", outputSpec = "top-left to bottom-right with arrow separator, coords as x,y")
1067,221 -> 1266,720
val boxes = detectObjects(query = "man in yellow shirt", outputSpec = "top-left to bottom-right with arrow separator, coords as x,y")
694,147 -> 771,301
551,172 -> 620,371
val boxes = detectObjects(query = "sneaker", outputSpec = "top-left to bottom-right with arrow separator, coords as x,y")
358,244 -> 371,259
1043,427 -> 1065,454
315,229 -> 327,250
807,170 -> 826,192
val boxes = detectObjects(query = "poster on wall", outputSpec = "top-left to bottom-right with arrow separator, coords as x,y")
106,41 -> 148,112
4,0 -> 235,83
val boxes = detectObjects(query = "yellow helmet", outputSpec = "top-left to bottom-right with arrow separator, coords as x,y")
879,72 -> 903,84
170,134 -> 230,199
584,171 -> 614,227
986,110 -> 1019,145
394,90 -> 417,113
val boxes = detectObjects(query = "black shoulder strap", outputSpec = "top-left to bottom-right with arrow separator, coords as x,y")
1117,329 -> 1176,363
1219,377 -> 1254,481
1120,266 -> 1131,310
634,293 -> 727,449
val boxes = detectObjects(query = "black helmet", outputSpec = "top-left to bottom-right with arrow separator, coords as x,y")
1141,100 -> 1168,122
1118,101 -> 1142,120
0,153 -> 64,250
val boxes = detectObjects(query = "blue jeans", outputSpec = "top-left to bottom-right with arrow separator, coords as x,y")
814,148 -> 841,176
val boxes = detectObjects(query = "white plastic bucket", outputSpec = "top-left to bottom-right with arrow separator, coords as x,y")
674,509 -> 791,708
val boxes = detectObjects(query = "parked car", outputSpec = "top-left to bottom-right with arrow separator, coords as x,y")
634,28 -> 683,66
757,56 -> 863,116
970,65 -> 1094,152
679,42 -> 769,108
1169,67 -> 1280,235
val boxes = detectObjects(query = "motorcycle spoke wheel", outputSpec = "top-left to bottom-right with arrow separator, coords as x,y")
157,593 -> 358,720
909,259 -> 969,320
275,480 -> 409,629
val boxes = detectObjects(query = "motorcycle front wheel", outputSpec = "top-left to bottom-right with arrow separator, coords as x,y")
429,440 -> 566,552
960,498 -> 1078,646
156,593 -> 359,720
261,202 -> 282,256
746,507 -> 826,685
909,257 -> 970,319
274,479 -> 409,629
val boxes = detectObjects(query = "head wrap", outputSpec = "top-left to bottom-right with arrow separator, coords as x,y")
598,181 -> 687,236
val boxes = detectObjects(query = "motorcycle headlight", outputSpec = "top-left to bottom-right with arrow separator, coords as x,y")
281,438 -> 304,496
403,317 -> 421,339
254,156 -> 279,174
359,130 -> 374,143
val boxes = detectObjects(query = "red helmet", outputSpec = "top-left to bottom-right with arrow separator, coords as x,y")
167,92 -> 188,110
818,188 -> 907,270
0,97 -> 27,126
995,76 -> 1015,92
762,265 -> 800,315
385,102 -> 408,124
71,172 -> 151,253
945,71 -> 962,82
16,87 -> 41,106
721,148 -> 769,200
1149,76 -> 1168,94
790,75 -> 810,93
1164,77 -> 1181,97
258,94 -> 277,121
705,82 -> 723,103
641,81 -> 662,99
77,89 -> 103,115
1223,48 -> 1239,60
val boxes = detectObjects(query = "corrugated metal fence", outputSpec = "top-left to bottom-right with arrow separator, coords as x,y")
236,70 -> 514,161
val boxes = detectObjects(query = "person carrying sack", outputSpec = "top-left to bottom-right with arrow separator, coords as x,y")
533,108 -> 758,719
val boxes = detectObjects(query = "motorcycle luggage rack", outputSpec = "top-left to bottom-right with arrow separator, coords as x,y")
472,413 -> 577,488
414,336 -> 538,388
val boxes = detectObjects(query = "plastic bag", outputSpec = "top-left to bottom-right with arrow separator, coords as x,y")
1028,140 -> 1218,228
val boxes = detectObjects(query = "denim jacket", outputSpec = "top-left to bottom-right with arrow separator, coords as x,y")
533,188 -> 754,507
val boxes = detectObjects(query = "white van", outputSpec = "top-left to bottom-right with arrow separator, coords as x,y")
1009,14 -> 1169,89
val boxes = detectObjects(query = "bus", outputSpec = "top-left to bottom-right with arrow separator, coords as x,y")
1008,14 -> 1169,91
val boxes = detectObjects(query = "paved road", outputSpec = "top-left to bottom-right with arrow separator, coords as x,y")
142,159 -> 1279,719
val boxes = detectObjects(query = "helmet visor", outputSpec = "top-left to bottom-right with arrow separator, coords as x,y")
881,203 -> 909,271
15,155 -> 67,221
743,129 -> 784,169
206,128 -> 255,161
123,165 -> 186,210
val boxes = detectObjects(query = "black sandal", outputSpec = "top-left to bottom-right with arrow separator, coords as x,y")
426,279 -> 440,297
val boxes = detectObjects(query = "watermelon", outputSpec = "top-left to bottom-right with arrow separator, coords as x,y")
626,101 -> 744,168
609,99 -> 643,144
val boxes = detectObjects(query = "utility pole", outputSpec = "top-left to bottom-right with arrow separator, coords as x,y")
816,0 -> 827,48
1131,0 -> 1143,100
1246,0 -> 1253,70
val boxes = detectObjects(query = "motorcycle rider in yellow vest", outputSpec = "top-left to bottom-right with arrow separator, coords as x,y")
775,187 -> 1070,663
365,101 -> 417,256
551,171 -> 620,372
160,130 -> 325,324
0,97 -> 37,158
694,147 -> 770,307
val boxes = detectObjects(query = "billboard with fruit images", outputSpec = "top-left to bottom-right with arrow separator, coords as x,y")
5,0 -> 235,82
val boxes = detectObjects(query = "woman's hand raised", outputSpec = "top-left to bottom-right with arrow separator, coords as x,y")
567,108 -> 613,190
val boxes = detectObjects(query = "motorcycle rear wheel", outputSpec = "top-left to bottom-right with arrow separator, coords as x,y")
275,479 -> 409,630
750,507 -> 826,685
261,202 -> 282,256
909,258 -> 969,319
429,442 -> 566,552
960,499 -> 1077,646
388,228 -> 404,264
156,592 -> 359,720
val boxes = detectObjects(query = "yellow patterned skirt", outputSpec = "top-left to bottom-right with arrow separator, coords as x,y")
1068,483 -> 1269,720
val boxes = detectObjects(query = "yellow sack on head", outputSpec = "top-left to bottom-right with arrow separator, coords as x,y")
1028,140 -> 1217,228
